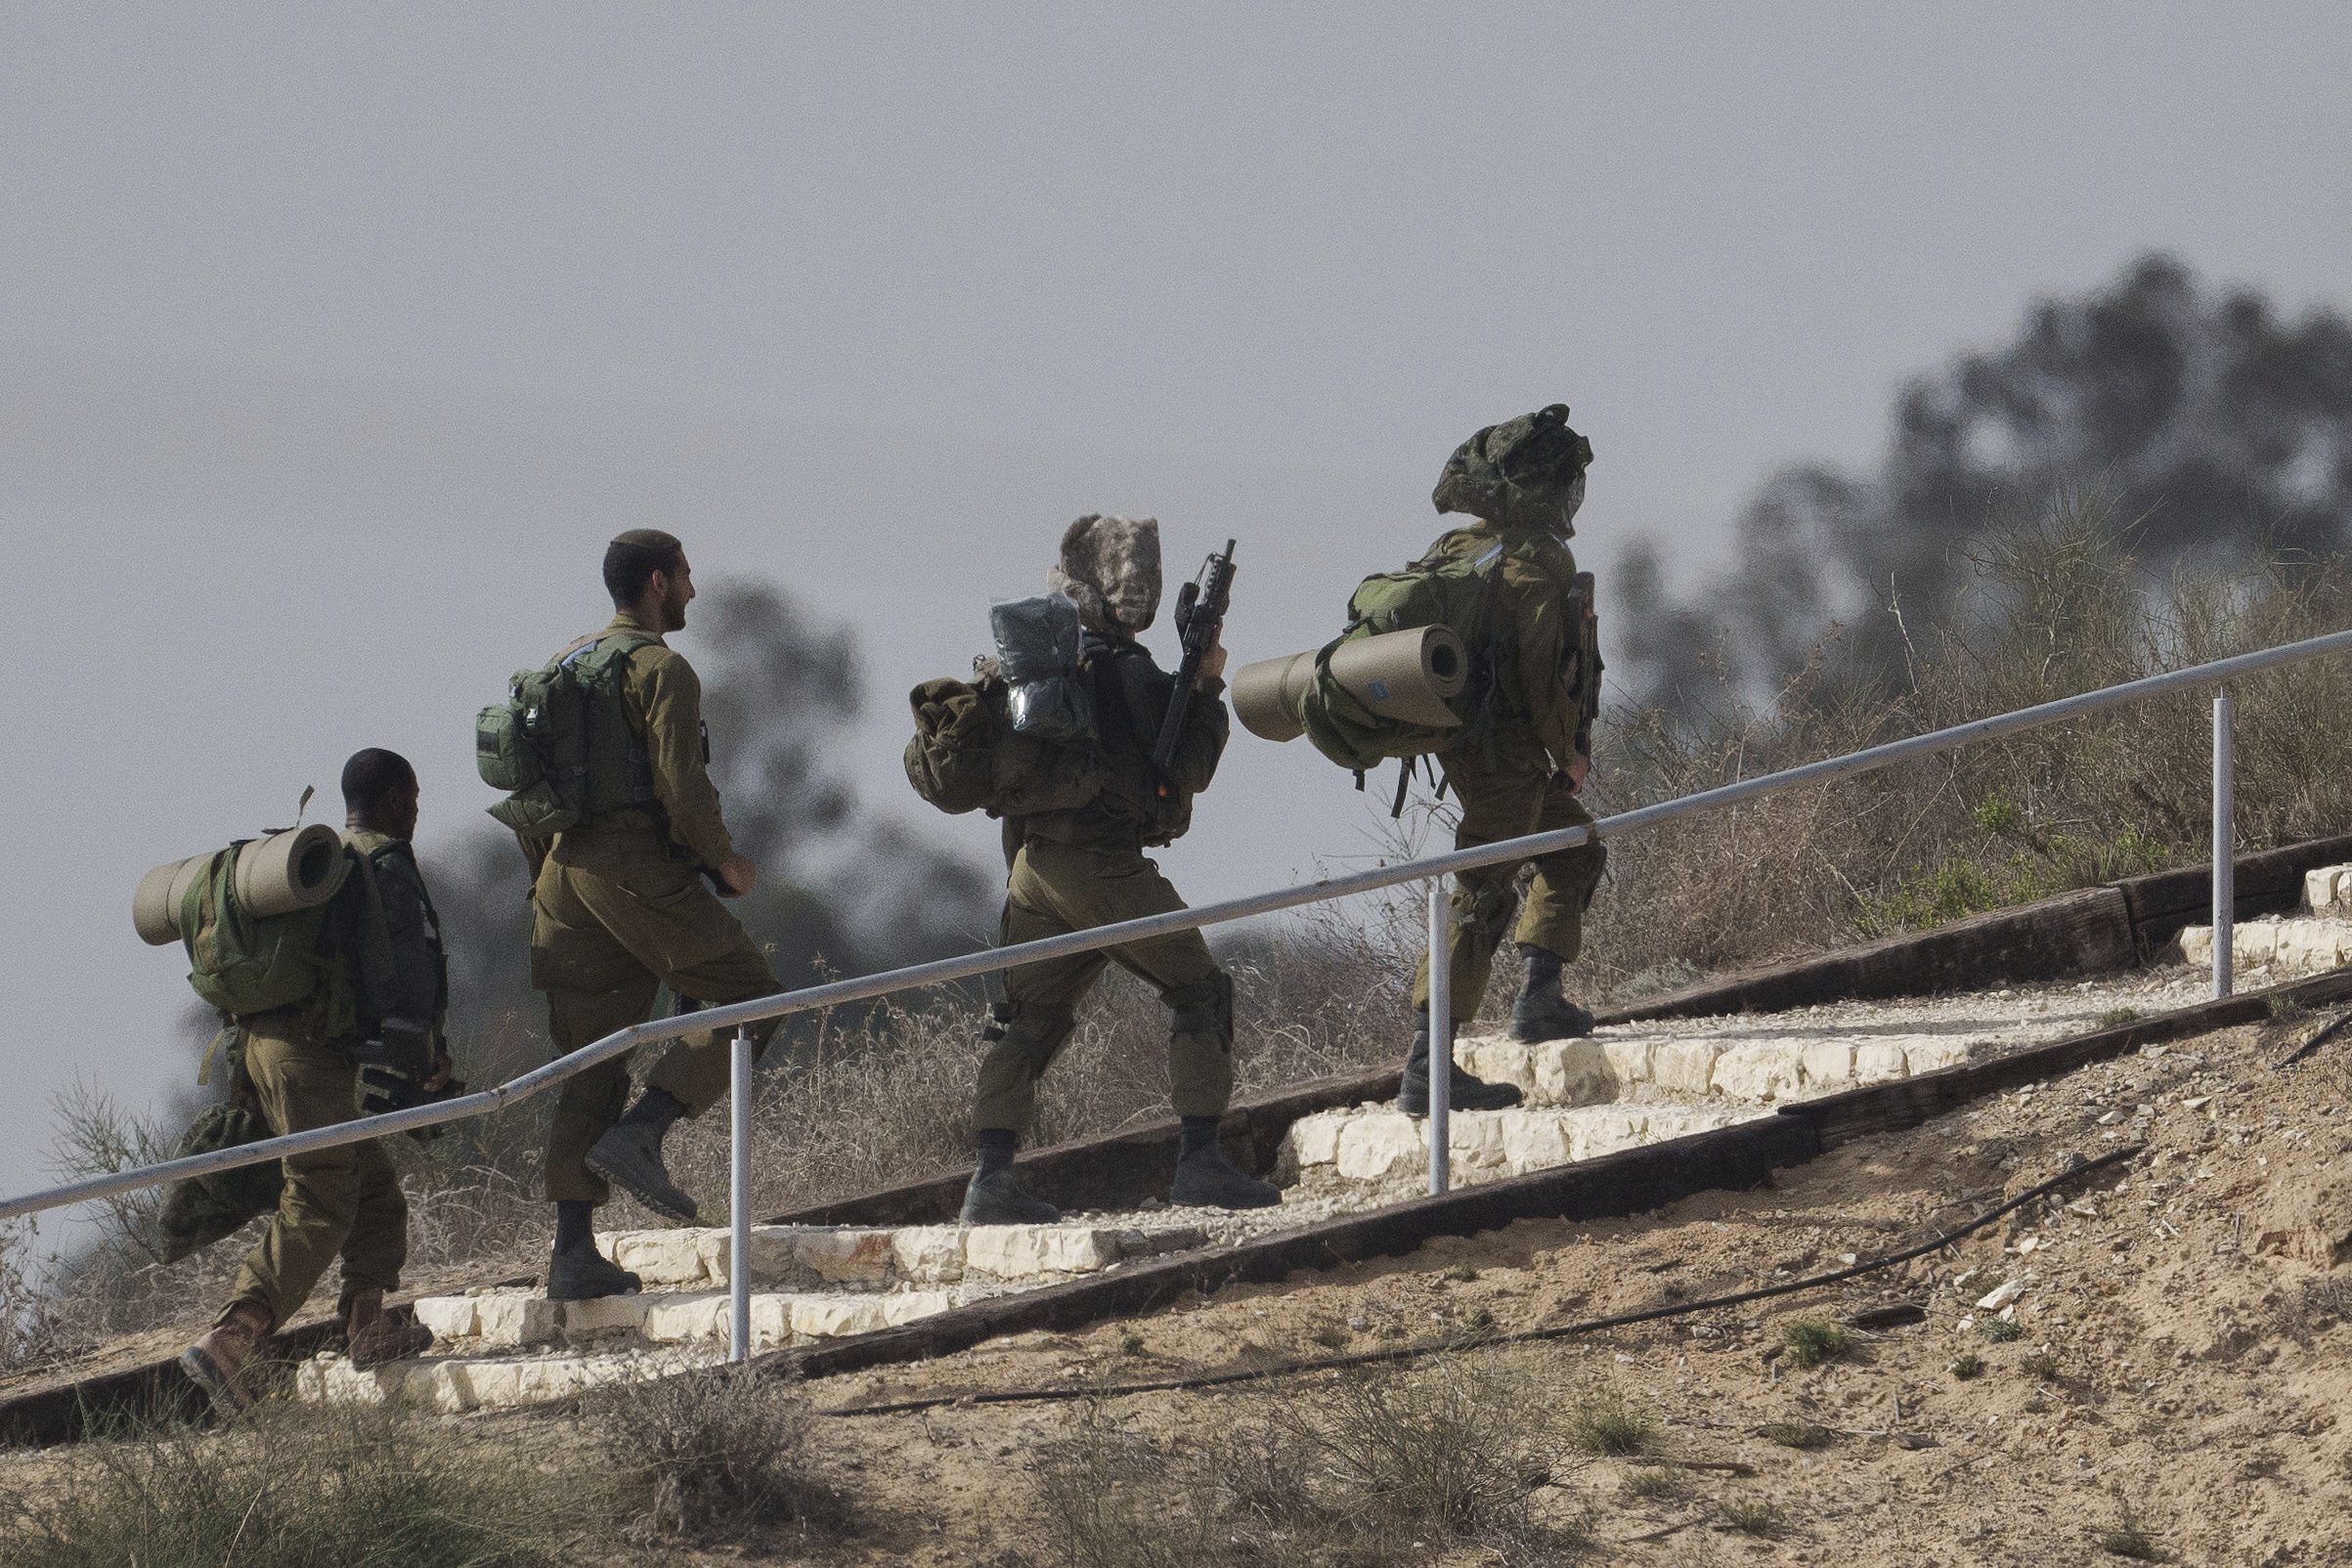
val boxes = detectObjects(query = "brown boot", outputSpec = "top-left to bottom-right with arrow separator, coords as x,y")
344,1288 -> 434,1371
181,1300 -> 273,1416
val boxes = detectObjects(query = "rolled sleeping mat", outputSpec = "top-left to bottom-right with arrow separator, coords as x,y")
132,854 -> 211,945
1328,624 -> 1467,729
234,823 -> 351,920
1231,650 -> 1319,743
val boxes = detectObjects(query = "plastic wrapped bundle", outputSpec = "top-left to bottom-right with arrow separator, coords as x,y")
990,594 -> 1095,742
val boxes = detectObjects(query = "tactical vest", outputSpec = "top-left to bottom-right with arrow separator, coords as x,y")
476,632 -> 661,835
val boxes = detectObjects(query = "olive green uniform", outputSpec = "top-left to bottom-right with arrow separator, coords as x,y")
1410,523 -> 1606,1023
976,637 -> 1233,1137
522,611 -> 780,1205
227,831 -> 446,1328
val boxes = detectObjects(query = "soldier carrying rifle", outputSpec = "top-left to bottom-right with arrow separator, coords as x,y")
958,515 -> 1279,1222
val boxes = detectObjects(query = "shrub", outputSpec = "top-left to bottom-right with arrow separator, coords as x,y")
1564,1379 -> 1653,1456
0,1399 -> 576,1568
586,1363 -> 843,1546
1781,1321 -> 1850,1367
1948,1352 -> 1984,1380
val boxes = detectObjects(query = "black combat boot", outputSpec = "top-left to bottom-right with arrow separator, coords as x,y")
960,1133 -> 1060,1225
545,1201 -> 643,1301
1168,1117 -> 1282,1209
585,1089 -> 701,1224
1508,944 -> 1595,1043
1396,1010 -> 1524,1115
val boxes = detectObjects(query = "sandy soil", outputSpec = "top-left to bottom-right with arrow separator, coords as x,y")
753,1009 -> 2352,1566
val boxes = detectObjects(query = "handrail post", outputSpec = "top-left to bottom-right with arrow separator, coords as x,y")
729,1025 -> 753,1364
1427,877 -> 1451,1196
2213,693 -> 2235,1000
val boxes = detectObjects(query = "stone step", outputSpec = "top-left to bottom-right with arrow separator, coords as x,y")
592,1218 -> 1210,1290
1450,1030 -> 1978,1109
1283,1104 -> 1768,1192
294,1343 -> 722,1414
410,1284 -> 964,1354
2303,863 -> 2352,914
2179,917 -> 2352,980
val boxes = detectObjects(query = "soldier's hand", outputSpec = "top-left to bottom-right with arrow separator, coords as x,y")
1198,636 -> 1229,683
1563,753 -> 1591,794
424,1052 -> 454,1093
717,852 -> 759,898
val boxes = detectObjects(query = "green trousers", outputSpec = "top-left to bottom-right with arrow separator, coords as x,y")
1411,747 -> 1607,1024
530,828 -> 781,1205
975,838 -> 1235,1138
227,1017 -> 406,1329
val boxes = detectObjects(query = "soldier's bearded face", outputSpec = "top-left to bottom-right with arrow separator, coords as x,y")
657,557 -> 697,632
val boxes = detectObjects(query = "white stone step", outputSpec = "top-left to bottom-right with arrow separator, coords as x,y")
1284,1104 -> 1768,1192
592,1219 -> 1188,1290
409,1284 -> 963,1353
2303,863 -> 2352,914
1450,1030 -> 1977,1108
2179,916 -> 2352,980
294,1344 -> 724,1414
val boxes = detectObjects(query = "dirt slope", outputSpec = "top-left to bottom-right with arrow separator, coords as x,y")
783,1011 -> 2351,1566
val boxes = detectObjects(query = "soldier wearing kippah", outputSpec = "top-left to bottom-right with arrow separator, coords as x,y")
519,531 -> 780,1301
1401,406 -> 1608,1114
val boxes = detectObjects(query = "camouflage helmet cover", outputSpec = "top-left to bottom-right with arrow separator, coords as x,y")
1431,404 -> 1594,531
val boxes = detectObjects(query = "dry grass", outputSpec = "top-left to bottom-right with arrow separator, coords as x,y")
0,1399 -> 583,1567
584,1362 -> 845,1547
1030,1353 -> 1592,1566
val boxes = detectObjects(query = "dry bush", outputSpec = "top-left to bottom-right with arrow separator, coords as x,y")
0,1398 -> 581,1567
585,1363 -> 843,1546
1031,1354 -> 1590,1567
1568,494 -> 2352,1002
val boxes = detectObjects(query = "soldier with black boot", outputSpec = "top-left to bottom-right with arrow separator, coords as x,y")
179,750 -> 451,1413
517,531 -> 781,1301
1399,405 -> 1608,1115
963,515 -> 1280,1223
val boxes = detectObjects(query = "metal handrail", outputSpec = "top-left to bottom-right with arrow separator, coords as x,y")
8,624 -> 2349,1229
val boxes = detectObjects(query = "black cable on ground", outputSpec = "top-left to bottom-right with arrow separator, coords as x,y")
821,1144 -> 2143,1418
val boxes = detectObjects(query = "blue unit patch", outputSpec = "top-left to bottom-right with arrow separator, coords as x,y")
1369,679 -> 1391,700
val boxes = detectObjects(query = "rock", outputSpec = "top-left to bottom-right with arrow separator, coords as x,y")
1334,1113 -> 1425,1180
795,1229 -> 897,1285
561,1292 -> 652,1338
413,1296 -> 478,1339
891,1226 -> 966,1284
472,1293 -> 560,1348
1977,1279 -> 2026,1311
1711,1044 -> 1807,1103
700,1226 -> 806,1286
1650,1040 -> 1722,1096
965,1225 -> 1121,1278
2096,1110 -> 2125,1126
1286,1111 -> 1346,1168
598,1230 -> 710,1286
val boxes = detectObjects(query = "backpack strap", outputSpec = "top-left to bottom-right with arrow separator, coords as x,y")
338,836 -> 399,1003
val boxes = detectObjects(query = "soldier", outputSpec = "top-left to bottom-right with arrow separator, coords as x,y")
965,515 -> 1281,1223
523,530 -> 780,1302
180,749 -> 452,1413
1402,405 -> 1607,1114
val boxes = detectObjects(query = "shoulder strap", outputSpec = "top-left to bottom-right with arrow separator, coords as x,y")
337,836 -> 398,1000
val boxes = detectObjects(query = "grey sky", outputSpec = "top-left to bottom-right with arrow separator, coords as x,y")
4,2 -> 2347,1203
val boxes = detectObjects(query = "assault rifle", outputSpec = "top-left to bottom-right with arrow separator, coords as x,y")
1568,570 -> 1602,729
1152,539 -> 1239,775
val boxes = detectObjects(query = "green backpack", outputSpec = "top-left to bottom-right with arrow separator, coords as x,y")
475,632 -> 660,834
179,838 -> 394,1038
1297,541 -> 1514,780
903,662 -> 1108,819
156,1104 -> 283,1262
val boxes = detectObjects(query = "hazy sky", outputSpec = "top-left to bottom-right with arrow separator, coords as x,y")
5,2 -> 2348,1204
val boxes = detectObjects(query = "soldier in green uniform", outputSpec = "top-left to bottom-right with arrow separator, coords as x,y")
522,530 -> 780,1301
965,515 -> 1281,1223
1401,405 -> 1607,1114
180,749 -> 452,1413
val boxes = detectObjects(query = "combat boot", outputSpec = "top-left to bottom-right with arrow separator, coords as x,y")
181,1299 -> 273,1416
546,1241 -> 643,1302
343,1289 -> 435,1371
585,1092 -> 700,1224
960,1168 -> 1061,1225
1508,944 -> 1595,1043
1396,1011 -> 1524,1115
1168,1119 -> 1281,1209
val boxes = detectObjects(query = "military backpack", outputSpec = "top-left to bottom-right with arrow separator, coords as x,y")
475,632 -> 661,834
177,836 -> 394,1040
903,660 -> 1109,819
